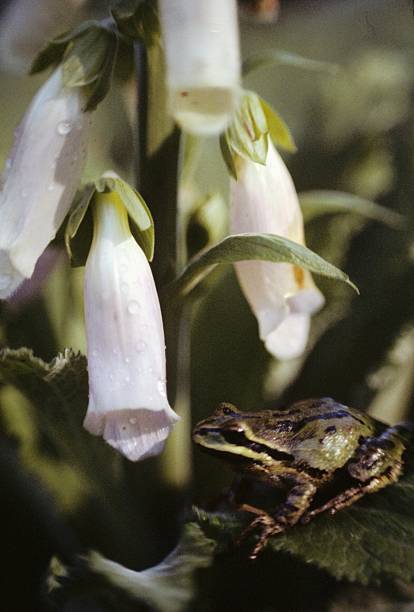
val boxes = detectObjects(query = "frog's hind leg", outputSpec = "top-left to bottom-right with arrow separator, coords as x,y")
302,423 -> 411,524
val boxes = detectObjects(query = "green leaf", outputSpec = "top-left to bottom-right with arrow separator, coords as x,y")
96,176 -> 155,261
259,98 -> 297,153
169,233 -> 358,298
242,49 -> 339,77
299,190 -> 403,227
194,447 -> 414,584
65,184 -> 95,266
48,522 -> 216,612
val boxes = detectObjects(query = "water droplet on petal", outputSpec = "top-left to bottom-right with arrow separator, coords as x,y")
91,350 -> 98,357
57,121 -> 72,135
124,356 -> 130,364
135,342 -> 146,353
0,275 -> 11,290
48,183 -> 55,191
148,367 -> 153,374
157,379 -> 167,397
129,417 -> 137,425
121,282 -> 129,295
124,375 -> 131,383
127,301 -> 140,315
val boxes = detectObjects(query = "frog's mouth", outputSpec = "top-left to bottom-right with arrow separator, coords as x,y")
193,427 -> 292,464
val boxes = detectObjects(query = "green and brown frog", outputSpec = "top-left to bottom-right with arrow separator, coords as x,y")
193,397 -> 413,558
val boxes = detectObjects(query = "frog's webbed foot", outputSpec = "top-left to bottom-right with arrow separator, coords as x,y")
302,424 -> 408,525
237,481 -> 317,559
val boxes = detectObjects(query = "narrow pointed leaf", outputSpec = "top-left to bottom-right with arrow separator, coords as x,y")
243,49 -> 339,77
299,190 -> 402,227
169,233 -> 358,298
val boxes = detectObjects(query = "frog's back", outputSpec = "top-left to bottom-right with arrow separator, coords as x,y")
250,397 -> 376,470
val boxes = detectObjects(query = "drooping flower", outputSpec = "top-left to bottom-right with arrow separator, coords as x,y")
158,0 -> 241,135
230,137 -> 325,360
0,66 -> 90,299
83,188 -> 179,461
0,0 -> 91,75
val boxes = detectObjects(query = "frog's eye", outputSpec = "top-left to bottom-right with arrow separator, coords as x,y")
215,402 -> 239,416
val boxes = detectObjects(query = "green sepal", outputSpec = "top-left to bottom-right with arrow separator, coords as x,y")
30,20 -> 118,112
242,49 -> 339,77
96,176 -> 155,261
111,0 -> 160,46
259,97 -> 297,153
221,90 -> 295,179
65,184 -> 95,267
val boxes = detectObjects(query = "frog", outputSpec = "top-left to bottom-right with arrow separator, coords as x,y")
192,397 -> 413,559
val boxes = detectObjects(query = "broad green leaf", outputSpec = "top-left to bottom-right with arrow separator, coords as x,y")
259,97 -> 297,153
65,184 -> 95,266
242,49 -> 339,77
0,348 -> 117,499
96,176 -> 155,261
299,190 -> 402,227
193,446 -> 414,584
47,522 -> 216,612
169,233 -> 358,298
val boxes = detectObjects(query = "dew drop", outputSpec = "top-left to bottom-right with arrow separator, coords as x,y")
127,301 -> 140,315
148,367 -> 153,374
124,356 -> 130,364
0,275 -> 11,290
120,282 -> 129,295
48,183 -> 55,191
109,374 -> 114,382
157,379 -> 167,397
112,348 -> 118,356
129,417 -> 137,425
135,341 -> 146,353
91,350 -> 98,357
57,121 -> 72,135
124,375 -> 131,383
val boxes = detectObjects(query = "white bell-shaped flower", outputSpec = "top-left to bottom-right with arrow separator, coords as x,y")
230,138 -> 325,360
0,66 -> 90,299
158,0 -> 240,135
83,192 -> 179,461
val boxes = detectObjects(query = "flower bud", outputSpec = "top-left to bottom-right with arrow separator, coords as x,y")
0,66 -> 90,299
230,137 -> 325,359
83,191 -> 179,461
158,0 -> 241,135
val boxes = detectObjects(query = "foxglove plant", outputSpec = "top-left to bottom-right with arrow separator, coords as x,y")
158,0 -> 240,135
230,136 -> 325,360
0,66 -> 90,299
83,185 -> 179,461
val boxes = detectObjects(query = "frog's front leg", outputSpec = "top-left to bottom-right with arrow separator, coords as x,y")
239,476 -> 317,559
303,423 -> 411,523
